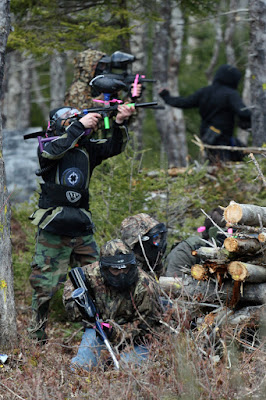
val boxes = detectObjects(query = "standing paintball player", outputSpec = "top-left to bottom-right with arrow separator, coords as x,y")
159,64 -> 251,163
28,103 -> 135,343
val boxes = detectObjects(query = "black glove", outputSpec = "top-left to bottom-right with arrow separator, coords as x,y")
158,89 -> 170,99
95,322 -> 114,340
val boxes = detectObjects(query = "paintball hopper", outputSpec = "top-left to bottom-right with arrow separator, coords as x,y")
111,51 -> 135,69
89,75 -> 128,94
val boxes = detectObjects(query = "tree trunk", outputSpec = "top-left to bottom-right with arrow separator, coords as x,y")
249,0 -> 266,147
2,51 -> 32,129
228,261 -> 266,282
237,67 -> 251,145
50,51 -> 66,109
224,236 -> 262,254
205,14 -> 222,84
129,14 -> 147,156
224,0 -> 237,66
0,0 -> 17,348
224,201 -> 266,225
152,0 -> 187,168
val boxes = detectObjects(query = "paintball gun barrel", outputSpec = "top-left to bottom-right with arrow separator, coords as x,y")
69,267 -> 120,370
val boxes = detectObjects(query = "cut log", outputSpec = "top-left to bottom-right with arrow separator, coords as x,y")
258,232 -> 266,243
191,264 -> 209,281
224,202 -> 266,226
191,246 -> 229,261
228,261 -> 266,282
159,276 -> 266,305
224,236 -> 261,254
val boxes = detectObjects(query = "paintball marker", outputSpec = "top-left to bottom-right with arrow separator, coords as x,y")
69,267 -> 120,370
23,75 -> 159,149
96,51 -> 156,97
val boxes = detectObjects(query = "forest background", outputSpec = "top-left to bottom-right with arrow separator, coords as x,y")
0,0 -> 266,399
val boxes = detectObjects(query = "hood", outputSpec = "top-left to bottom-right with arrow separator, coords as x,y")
213,64 -> 241,89
72,48 -> 107,83
120,213 -> 160,249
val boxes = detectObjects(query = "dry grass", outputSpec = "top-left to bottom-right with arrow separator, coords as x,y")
0,295 -> 265,400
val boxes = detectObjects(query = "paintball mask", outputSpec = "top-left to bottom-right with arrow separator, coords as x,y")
47,107 -> 79,136
110,51 -> 135,72
100,253 -> 138,290
137,223 -> 167,268
141,223 -> 167,253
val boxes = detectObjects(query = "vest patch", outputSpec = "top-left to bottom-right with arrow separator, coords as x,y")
66,191 -> 82,203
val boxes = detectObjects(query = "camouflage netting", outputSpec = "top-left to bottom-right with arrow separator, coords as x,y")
120,213 -> 160,249
64,48 -> 106,110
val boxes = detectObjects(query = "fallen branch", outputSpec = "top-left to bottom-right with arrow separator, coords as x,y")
192,135 -> 266,154
249,153 -> 266,188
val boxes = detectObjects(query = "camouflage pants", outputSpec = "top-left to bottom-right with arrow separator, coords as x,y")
29,229 -> 99,334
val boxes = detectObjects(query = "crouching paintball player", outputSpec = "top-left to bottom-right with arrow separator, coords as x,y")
63,239 -> 163,371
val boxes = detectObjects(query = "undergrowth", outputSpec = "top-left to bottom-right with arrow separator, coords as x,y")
5,153 -> 266,399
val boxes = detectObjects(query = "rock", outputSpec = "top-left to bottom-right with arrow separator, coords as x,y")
2,128 -> 41,203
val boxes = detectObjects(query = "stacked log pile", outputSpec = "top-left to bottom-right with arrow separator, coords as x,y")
159,202 -> 266,356
189,202 -> 266,307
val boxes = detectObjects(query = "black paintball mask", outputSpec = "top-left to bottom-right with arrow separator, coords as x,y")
47,107 -> 79,136
135,223 -> 167,268
100,253 -> 138,290
110,51 -> 135,73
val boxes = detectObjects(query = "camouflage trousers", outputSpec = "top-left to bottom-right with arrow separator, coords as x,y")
28,229 -> 99,336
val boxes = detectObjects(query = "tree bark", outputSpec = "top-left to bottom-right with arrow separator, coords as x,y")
237,67 -> 251,145
152,0 -> 187,168
129,13 -> 147,156
249,0 -> 266,147
228,261 -> 266,282
224,0 -> 237,66
0,0 -> 17,348
205,14 -> 222,84
50,51 -> 66,109
192,246 -> 229,261
2,51 -> 32,129
224,201 -> 266,225
224,236 -> 262,254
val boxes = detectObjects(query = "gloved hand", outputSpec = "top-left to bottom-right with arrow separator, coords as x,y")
95,321 -> 114,340
158,88 -> 170,99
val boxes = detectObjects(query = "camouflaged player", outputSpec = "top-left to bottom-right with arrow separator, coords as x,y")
64,48 -> 142,116
120,213 -> 167,278
64,48 -> 108,110
64,239 -> 162,371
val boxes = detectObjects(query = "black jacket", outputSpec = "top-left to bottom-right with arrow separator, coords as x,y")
31,120 -> 128,236
159,64 -> 251,145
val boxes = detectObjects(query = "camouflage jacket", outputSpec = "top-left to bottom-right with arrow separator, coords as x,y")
63,263 -> 162,346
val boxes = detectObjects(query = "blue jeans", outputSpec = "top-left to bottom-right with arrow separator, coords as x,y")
71,328 -> 149,371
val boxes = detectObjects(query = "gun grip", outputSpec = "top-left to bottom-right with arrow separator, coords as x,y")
104,116 -> 110,129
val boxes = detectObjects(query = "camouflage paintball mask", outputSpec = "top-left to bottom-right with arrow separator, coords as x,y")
99,239 -> 138,290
